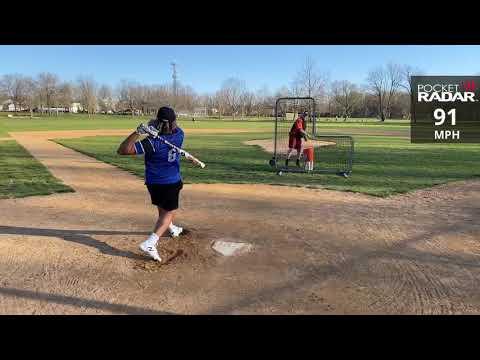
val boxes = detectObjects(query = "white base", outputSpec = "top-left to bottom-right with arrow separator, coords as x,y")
212,240 -> 253,256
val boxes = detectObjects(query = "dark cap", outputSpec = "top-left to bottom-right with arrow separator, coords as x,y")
156,106 -> 176,122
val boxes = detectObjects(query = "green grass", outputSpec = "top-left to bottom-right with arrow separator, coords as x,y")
0,140 -> 74,199
54,132 -> 480,197
0,119 -> 9,137
2,113 -> 478,198
0,113 -> 146,133
0,113 -> 409,135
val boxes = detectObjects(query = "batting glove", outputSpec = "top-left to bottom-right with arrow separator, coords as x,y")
136,123 -> 159,138
145,125 -> 159,138
135,123 -> 149,135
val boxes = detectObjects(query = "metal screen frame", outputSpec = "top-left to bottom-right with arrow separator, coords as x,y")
269,97 -> 354,177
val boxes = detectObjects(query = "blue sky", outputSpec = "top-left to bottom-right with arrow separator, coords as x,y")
0,45 -> 478,93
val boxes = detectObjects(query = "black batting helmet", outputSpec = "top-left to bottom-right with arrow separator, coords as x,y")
149,106 -> 177,135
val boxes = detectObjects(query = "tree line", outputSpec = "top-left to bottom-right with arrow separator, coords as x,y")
0,59 -> 421,121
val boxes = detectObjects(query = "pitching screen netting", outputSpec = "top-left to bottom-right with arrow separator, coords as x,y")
305,135 -> 354,173
273,97 -> 354,174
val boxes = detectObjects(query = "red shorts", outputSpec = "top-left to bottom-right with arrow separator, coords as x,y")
288,135 -> 302,151
303,146 -> 314,161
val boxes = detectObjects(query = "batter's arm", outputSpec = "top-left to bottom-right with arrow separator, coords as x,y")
117,132 -> 141,155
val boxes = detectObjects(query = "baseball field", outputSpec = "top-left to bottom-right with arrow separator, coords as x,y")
1,113 -> 480,314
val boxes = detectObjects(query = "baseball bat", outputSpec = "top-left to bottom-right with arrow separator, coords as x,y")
153,134 -> 206,168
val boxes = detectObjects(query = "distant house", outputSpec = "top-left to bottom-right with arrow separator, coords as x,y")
193,107 -> 207,117
38,106 -> 68,113
0,101 -> 13,111
69,103 -> 83,113
1,100 -> 25,112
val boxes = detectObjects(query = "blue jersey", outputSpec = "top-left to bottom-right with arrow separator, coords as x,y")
134,127 -> 184,185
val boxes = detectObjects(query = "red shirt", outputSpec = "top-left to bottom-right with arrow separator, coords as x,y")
290,117 -> 305,137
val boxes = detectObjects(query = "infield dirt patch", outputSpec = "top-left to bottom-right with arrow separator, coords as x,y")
244,139 -> 336,154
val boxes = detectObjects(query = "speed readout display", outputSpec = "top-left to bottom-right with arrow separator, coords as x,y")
411,76 -> 480,143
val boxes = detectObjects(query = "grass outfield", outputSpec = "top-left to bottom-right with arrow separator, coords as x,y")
1,113 -> 477,197
0,140 -> 74,199
0,113 -> 409,135
0,120 -> 9,137
55,133 -> 480,197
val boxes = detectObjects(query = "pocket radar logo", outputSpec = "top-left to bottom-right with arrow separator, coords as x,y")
417,80 -> 476,102
411,76 -> 480,143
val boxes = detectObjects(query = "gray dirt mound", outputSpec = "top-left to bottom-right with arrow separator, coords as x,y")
244,139 -> 336,154
133,228 -> 215,272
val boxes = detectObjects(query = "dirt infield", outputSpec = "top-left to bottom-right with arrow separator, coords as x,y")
244,139 -> 336,154
1,129 -> 480,314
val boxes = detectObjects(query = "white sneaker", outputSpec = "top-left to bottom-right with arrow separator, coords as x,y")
169,225 -> 183,238
139,241 -> 162,262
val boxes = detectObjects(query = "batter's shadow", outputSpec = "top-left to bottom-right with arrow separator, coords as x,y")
0,225 -> 148,261
0,286 -> 176,315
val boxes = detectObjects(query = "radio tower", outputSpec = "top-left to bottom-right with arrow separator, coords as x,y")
171,62 -> 178,106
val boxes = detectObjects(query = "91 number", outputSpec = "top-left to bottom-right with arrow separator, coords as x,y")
434,108 -> 456,126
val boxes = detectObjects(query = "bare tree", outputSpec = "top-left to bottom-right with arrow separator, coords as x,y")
274,86 -> 290,98
0,75 -> 16,110
290,78 -> 303,98
389,92 -> 411,119
150,84 -> 171,113
331,80 -> 363,120
57,82 -> 74,114
197,94 -> 214,117
77,76 -> 97,117
366,67 -> 389,121
220,78 -> 246,120
97,84 -> 114,113
37,73 -> 60,115
214,88 -> 228,119
241,91 -> 256,117
0,74 -> 31,112
22,77 -> 38,118
117,80 -> 139,116
385,63 -> 403,119
0,65 -> 421,122
131,85 -> 146,115
291,57 -> 328,99
98,84 -> 111,100
255,85 -> 273,117
400,65 -> 423,123
176,85 -> 197,114
144,86 -> 158,115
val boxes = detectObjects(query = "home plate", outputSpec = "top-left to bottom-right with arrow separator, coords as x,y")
212,240 -> 253,256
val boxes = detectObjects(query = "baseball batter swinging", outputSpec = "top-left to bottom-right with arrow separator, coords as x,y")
117,106 -> 184,262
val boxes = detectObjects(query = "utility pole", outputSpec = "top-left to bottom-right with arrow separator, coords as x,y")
171,62 -> 178,107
